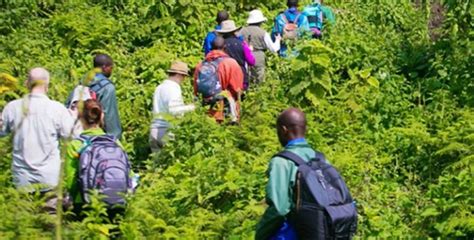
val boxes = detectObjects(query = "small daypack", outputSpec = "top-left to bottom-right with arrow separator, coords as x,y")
304,4 -> 323,37
275,151 -> 358,239
197,57 -> 225,98
66,76 -> 111,109
281,12 -> 301,40
78,134 -> 132,206
88,76 -> 111,100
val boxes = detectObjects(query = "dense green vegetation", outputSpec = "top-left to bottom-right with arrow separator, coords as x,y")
0,0 -> 473,238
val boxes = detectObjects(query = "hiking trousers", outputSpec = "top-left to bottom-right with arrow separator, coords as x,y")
149,119 -> 171,152
250,51 -> 266,85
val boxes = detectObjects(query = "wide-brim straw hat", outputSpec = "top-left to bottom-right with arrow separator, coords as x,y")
247,9 -> 267,24
216,20 -> 242,33
167,61 -> 189,76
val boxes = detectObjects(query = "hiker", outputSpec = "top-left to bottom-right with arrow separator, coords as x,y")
319,0 -> 336,26
67,85 -> 92,134
66,54 -> 122,139
241,9 -> 282,85
150,61 -> 195,152
303,0 -> 336,38
65,99 -> 134,221
303,0 -> 323,38
255,108 -> 357,239
203,10 -> 230,56
0,68 -> 74,192
272,0 -> 310,56
217,20 -> 255,90
194,36 -> 244,124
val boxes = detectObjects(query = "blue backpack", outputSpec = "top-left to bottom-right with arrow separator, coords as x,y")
275,151 -> 358,239
304,4 -> 323,37
78,134 -> 132,206
197,57 -> 225,98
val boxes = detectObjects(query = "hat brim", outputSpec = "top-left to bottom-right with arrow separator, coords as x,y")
215,26 -> 242,34
167,69 -> 189,76
247,18 -> 267,24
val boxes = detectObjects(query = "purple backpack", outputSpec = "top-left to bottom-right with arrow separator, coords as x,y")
78,134 -> 132,206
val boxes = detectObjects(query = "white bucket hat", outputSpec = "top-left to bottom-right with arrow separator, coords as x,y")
71,85 -> 92,105
247,9 -> 267,24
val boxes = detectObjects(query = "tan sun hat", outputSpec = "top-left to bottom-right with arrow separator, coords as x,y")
167,61 -> 189,76
247,9 -> 267,24
216,20 -> 242,34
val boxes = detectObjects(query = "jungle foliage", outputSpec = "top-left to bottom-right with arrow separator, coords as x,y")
0,0 -> 473,238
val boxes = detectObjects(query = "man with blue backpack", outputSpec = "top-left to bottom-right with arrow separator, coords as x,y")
256,108 -> 358,239
272,0 -> 310,57
194,36 -> 243,124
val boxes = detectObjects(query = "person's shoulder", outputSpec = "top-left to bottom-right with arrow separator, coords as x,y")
49,99 -> 70,112
270,154 -> 296,168
3,98 -> 22,110
222,57 -> 240,66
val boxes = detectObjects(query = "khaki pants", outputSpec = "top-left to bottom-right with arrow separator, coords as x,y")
249,51 -> 266,85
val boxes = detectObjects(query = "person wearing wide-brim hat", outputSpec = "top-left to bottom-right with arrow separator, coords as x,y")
216,20 -> 255,91
149,60 -> 195,152
240,9 -> 282,86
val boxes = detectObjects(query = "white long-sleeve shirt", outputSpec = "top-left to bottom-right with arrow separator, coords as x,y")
0,93 -> 74,190
152,79 -> 195,123
264,32 -> 281,53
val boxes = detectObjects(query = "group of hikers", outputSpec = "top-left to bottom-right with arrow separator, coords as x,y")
0,0 -> 359,239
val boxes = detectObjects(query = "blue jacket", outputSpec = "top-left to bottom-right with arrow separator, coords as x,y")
272,8 -> 310,56
303,3 -> 323,33
203,25 -> 221,56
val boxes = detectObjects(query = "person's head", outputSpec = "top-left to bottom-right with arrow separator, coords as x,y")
276,108 -> 307,146
287,0 -> 298,8
247,9 -> 267,26
93,54 -> 114,77
27,67 -> 50,93
212,36 -> 225,50
216,10 -> 229,24
216,20 -> 241,39
79,99 -> 104,129
167,61 -> 189,84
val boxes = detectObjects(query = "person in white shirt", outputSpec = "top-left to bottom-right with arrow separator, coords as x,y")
0,67 -> 74,192
240,9 -> 282,85
150,61 -> 195,152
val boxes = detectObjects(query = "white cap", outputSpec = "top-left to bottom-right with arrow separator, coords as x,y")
70,85 -> 92,105
247,9 -> 267,24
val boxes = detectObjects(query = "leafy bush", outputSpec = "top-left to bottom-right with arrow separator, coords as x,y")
0,0 -> 472,238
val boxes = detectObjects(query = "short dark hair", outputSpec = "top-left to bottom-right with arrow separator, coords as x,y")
93,54 -> 113,68
216,10 -> 229,24
287,0 -> 298,8
212,36 -> 225,50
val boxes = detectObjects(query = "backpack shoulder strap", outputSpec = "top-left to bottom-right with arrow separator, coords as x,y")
275,150 -> 307,166
77,134 -> 93,154
89,76 -> 111,93
314,151 -> 326,162
281,12 -> 289,24
294,13 -> 301,25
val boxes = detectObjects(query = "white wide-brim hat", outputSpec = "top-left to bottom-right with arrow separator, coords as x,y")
247,9 -> 267,24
